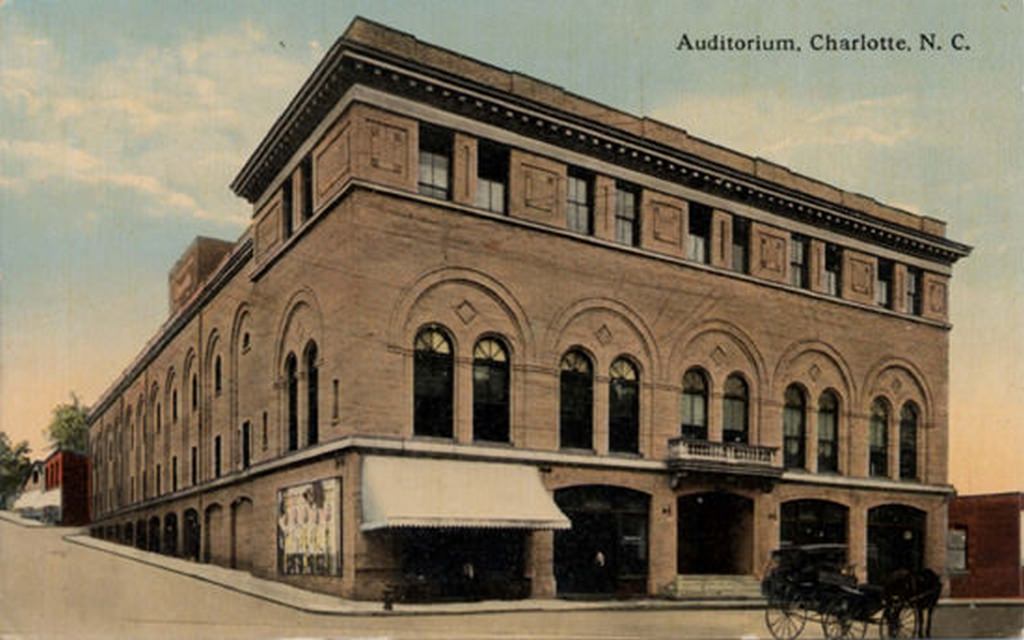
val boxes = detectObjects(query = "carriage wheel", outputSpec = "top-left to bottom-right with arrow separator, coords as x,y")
820,599 -> 867,640
765,592 -> 808,640
880,603 -> 916,639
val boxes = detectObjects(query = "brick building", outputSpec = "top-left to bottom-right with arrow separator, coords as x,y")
948,493 -> 1024,598
86,18 -> 970,600
13,450 -> 90,525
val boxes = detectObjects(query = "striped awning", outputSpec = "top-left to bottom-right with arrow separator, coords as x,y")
360,455 -> 570,531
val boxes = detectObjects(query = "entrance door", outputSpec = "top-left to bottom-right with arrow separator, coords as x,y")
868,505 -> 925,584
677,492 -> 754,574
554,486 -> 650,597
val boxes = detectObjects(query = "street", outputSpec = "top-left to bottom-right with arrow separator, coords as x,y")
0,518 -> 1019,639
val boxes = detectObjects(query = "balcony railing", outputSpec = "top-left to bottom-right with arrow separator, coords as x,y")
667,436 -> 781,477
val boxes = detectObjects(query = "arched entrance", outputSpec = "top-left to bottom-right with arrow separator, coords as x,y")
780,499 -> 849,548
204,504 -> 224,564
677,492 -> 754,574
183,509 -> 201,561
163,513 -> 179,556
135,519 -> 146,549
868,505 -> 925,584
148,516 -> 161,552
230,498 -> 254,570
554,485 -> 650,596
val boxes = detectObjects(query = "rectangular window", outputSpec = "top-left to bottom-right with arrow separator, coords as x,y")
614,182 -> 639,246
190,446 -> 197,486
172,456 -> 178,492
687,202 -> 712,264
906,267 -> 923,315
300,155 -> 313,222
242,422 -> 251,470
948,528 -> 967,572
566,168 -> 594,235
876,259 -> 894,308
474,140 -> 508,214
790,235 -> 810,289
262,411 -> 268,451
418,124 -> 452,199
732,217 -> 750,273
281,177 -> 294,239
214,436 -> 222,479
824,243 -> 842,297
156,465 -> 161,495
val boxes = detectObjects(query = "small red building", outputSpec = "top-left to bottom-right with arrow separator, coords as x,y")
948,492 -> 1024,598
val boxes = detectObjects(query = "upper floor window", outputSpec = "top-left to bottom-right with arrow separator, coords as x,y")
869,397 -> 890,477
906,267 -> 923,316
614,182 -> 639,247
214,356 -> 223,396
414,327 -> 454,438
172,389 -> 178,423
824,243 -> 842,297
300,155 -> 313,222
876,259 -> 894,309
687,202 -> 711,264
281,177 -> 294,239
948,528 -> 967,572
732,217 -> 750,274
559,350 -> 593,450
817,391 -> 839,473
285,353 -> 298,451
191,374 -> 198,412
899,401 -> 919,480
722,374 -> 749,444
241,423 -> 251,470
214,436 -> 222,478
305,341 -> 319,447
608,358 -> 639,454
473,337 -> 510,443
680,368 -> 708,440
566,167 -> 594,235
156,403 -> 162,435
783,385 -> 807,470
475,141 -> 508,214
790,235 -> 810,289
418,125 -> 452,200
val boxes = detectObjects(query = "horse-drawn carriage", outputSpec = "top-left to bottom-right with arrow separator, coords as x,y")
761,544 -> 938,640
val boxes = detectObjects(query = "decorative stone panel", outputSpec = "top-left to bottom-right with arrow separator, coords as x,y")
641,191 -> 686,258
254,195 -> 283,262
508,149 -> 566,228
452,132 -> 477,207
842,250 -> 877,305
749,222 -> 788,283
922,272 -> 949,321
314,116 -> 354,211
711,209 -> 732,269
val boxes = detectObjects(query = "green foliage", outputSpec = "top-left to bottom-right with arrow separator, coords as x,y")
45,394 -> 90,455
0,432 -> 32,508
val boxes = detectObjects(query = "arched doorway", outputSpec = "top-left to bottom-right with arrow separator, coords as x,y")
554,485 -> 650,596
868,505 -> 926,584
135,519 -> 146,549
677,492 -> 754,574
124,522 -> 134,546
230,498 -> 254,570
204,504 -> 224,564
148,516 -> 161,552
183,509 -> 201,561
163,513 -> 179,556
780,499 -> 849,548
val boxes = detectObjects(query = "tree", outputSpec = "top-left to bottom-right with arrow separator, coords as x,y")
45,394 -> 89,455
0,432 -> 32,509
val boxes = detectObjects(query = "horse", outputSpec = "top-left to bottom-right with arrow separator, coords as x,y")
883,568 -> 942,638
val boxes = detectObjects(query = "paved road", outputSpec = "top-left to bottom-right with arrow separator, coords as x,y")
0,519 -> 1019,639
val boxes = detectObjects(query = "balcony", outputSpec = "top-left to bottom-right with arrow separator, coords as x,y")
666,437 -> 782,480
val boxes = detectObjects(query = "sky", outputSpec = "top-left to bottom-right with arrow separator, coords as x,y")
1,1 -> 1020,494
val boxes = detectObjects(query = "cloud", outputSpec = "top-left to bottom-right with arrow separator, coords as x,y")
0,18 -> 312,226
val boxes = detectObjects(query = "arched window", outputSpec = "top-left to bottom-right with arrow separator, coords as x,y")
817,391 -> 839,473
156,403 -> 162,435
191,374 -> 198,412
305,341 -> 319,446
681,368 -> 708,440
414,327 -> 453,438
869,398 -> 890,477
722,374 -> 749,443
559,350 -> 593,449
609,358 -> 639,453
783,385 -> 806,469
285,353 -> 298,451
172,389 -> 178,422
899,402 -> 919,480
472,337 -> 510,442
214,355 -> 222,395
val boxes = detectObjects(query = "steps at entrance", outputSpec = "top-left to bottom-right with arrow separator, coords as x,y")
666,574 -> 763,599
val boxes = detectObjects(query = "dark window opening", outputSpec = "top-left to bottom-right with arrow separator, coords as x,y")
681,368 -> 708,440
156,403 -> 161,435
475,141 -> 508,214
414,327 -> 454,438
781,500 -> 848,549
790,235 -> 810,289
687,202 -> 712,264
869,398 -> 889,477
285,353 -> 299,451
899,402 -> 919,480
722,374 -> 749,443
242,422 -> 251,470
156,464 -> 161,495
300,155 -> 313,221
783,385 -> 807,470
567,168 -> 594,235
262,411 -> 268,450
282,177 -> 294,239
305,341 -> 319,447
824,243 -> 842,297
190,446 -> 197,486
214,435 -> 222,478
559,350 -> 593,449
214,355 -> 222,395
906,267 -> 923,316
614,183 -> 639,247
876,259 -> 894,309
191,374 -> 198,412
418,125 -> 452,199
172,456 -> 178,492
172,390 -> 178,422
732,217 -> 750,273
473,338 -> 510,442
609,358 -> 639,454
817,391 -> 839,473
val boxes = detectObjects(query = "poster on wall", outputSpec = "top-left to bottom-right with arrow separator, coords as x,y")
276,478 -> 341,576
